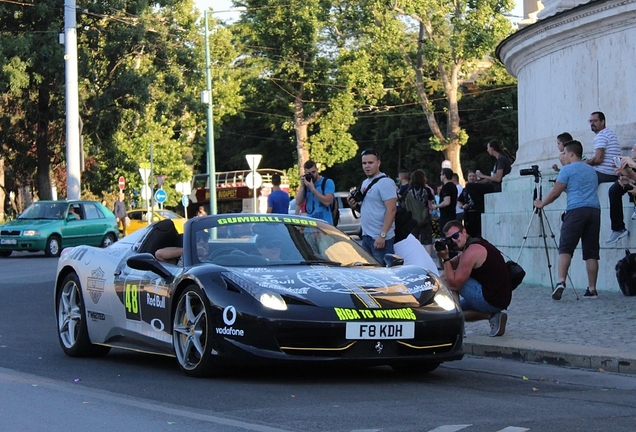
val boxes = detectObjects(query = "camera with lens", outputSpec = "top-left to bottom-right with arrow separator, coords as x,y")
303,173 -> 314,183
434,237 -> 454,252
520,165 -> 540,177
349,188 -> 364,203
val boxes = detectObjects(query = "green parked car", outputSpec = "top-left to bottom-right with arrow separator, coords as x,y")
0,200 -> 119,257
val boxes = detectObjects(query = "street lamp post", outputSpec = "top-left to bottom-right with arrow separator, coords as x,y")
203,10 -> 217,216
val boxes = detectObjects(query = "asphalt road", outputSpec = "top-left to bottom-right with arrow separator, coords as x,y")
1,252 -> 636,432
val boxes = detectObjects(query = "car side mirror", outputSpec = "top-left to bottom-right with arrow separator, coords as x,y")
127,253 -> 174,282
384,254 -> 404,268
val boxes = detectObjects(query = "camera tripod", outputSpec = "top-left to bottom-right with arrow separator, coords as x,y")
516,175 -> 580,299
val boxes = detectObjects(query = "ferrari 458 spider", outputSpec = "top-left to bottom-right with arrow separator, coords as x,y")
55,214 -> 463,377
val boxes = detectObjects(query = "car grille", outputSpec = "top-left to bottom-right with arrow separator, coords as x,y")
276,326 -> 460,358
1,230 -> 20,236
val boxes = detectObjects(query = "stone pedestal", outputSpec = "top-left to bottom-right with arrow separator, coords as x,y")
495,0 -> 636,291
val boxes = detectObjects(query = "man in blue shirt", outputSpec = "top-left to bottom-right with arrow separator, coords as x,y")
534,140 -> 601,300
266,174 -> 290,214
295,160 -> 335,224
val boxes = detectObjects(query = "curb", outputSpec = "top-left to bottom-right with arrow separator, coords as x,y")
464,336 -> 636,375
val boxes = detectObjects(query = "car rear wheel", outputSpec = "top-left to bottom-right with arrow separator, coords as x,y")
0,251 -> 11,258
101,233 -> 117,248
391,362 -> 440,375
45,235 -> 61,257
56,272 -> 111,357
172,285 -> 219,377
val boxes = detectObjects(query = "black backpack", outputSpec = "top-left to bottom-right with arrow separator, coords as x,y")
615,249 -> 636,296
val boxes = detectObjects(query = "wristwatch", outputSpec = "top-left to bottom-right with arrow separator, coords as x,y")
442,258 -> 451,263
380,232 -> 387,238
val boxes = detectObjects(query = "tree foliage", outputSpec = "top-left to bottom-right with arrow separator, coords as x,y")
1,0 -> 519,214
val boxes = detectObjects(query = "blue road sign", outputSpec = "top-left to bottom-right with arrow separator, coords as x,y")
181,194 -> 189,207
154,188 -> 167,204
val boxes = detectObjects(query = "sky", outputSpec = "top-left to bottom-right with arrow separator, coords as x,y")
194,0 -> 525,21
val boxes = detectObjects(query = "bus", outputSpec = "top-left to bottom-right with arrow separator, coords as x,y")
188,169 -> 291,215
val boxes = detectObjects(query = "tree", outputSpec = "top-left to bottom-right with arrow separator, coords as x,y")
0,1 -> 66,204
372,0 -> 514,183
234,0 -> 382,173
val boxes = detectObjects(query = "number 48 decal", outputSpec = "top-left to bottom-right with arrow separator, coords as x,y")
125,284 -> 141,320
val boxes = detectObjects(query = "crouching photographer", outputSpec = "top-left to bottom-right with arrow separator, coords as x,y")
436,220 -> 512,337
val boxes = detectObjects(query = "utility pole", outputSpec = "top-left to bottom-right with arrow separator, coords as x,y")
64,0 -> 81,200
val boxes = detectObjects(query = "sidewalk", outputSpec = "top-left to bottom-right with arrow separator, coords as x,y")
462,283 -> 636,374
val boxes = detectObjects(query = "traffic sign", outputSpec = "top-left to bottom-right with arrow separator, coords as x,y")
141,185 -> 151,200
245,172 -> 262,189
154,188 -> 167,204
118,176 -> 125,191
181,194 -> 189,207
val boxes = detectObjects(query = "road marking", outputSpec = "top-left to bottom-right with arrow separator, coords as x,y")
498,428 -> 530,432
427,426 -> 472,432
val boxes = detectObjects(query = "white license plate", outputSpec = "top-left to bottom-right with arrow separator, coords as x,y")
1,239 -> 17,245
345,322 -> 415,340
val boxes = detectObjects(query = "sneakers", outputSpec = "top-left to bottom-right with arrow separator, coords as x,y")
606,229 -> 628,245
632,207 -> 636,220
489,311 -> 507,337
552,282 -> 565,300
583,288 -> 598,299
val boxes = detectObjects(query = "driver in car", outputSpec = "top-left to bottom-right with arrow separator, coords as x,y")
255,235 -> 282,261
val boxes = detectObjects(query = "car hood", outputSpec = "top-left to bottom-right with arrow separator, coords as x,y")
225,265 -> 438,308
1,219 -> 60,229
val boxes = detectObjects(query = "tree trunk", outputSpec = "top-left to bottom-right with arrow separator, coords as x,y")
36,84 -> 52,200
293,93 -> 310,173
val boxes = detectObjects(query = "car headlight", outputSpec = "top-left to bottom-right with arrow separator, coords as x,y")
223,273 -> 288,311
22,230 -> 40,237
259,293 -> 287,311
434,292 -> 457,311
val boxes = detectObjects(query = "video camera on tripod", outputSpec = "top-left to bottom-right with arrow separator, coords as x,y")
520,165 -> 541,182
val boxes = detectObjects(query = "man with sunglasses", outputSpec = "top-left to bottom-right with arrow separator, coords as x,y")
436,220 -> 512,337
347,148 -> 397,265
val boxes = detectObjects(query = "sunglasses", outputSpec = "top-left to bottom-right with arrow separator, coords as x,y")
361,149 -> 380,158
446,231 -> 461,241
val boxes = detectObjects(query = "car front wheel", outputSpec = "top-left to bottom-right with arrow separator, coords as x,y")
56,272 -> 110,357
172,285 -> 219,377
45,235 -> 61,257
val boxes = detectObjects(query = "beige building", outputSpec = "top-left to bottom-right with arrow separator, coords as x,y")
491,0 -> 636,291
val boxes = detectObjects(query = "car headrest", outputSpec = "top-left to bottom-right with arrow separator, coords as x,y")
140,219 -> 179,256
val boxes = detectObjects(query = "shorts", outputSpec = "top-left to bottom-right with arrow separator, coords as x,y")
559,207 -> 601,260
458,277 -> 502,314
411,221 -> 433,245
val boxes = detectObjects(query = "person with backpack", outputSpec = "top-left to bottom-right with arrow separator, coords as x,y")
403,169 -> 435,256
296,160 -> 336,225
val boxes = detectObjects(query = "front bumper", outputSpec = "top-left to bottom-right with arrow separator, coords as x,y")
0,237 -> 46,252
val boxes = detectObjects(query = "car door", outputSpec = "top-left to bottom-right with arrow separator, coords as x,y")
61,205 -> 88,247
112,230 -> 179,350
127,210 -> 146,234
81,202 -> 109,245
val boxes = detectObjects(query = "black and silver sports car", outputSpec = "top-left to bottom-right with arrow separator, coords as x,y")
55,214 -> 464,377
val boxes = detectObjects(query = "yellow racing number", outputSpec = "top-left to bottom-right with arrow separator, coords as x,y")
125,284 -> 139,314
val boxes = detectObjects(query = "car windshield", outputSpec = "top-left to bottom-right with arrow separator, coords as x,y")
18,202 -> 68,220
156,210 -> 182,220
188,215 -> 378,267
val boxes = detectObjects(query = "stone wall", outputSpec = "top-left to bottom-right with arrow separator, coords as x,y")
495,0 -> 636,291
